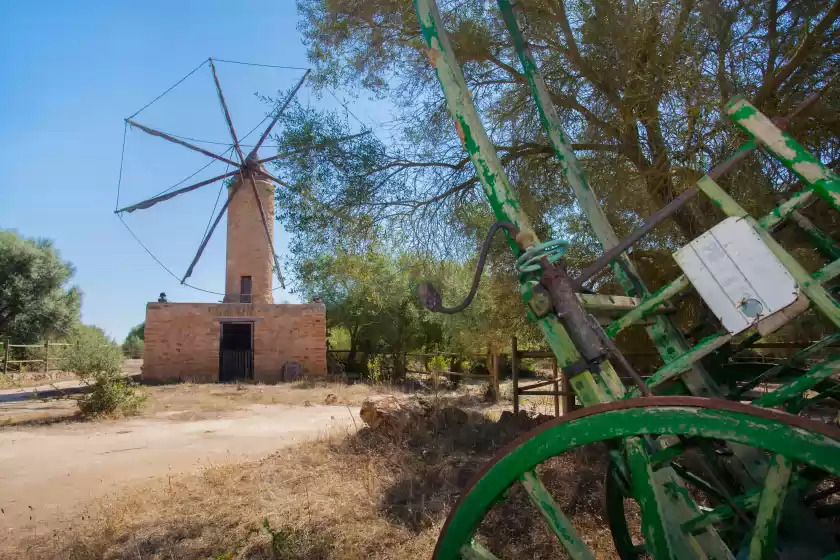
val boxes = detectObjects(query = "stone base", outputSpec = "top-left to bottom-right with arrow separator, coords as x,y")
142,302 -> 327,383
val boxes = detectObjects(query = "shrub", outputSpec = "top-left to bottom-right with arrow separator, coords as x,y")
61,325 -> 146,417
122,334 -> 144,359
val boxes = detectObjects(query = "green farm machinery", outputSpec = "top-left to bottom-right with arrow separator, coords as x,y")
413,0 -> 840,557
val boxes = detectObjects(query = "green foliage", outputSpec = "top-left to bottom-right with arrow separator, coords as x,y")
122,322 -> 145,358
122,336 -> 144,359
61,325 -> 145,417
0,230 -> 81,343
367,354 -> 385,383
428,354 -> 448,373
126,321 -> 145,341
274,0 -> 840,354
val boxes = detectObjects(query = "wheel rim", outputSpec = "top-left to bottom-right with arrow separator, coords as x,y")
433,397 -> 840,559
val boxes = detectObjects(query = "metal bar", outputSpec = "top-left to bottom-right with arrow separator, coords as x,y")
114,170 -> 240,214
182,181 -> 242,283
552,358 -> 560,417
125,119 -> 240,167
247,69 -> 310,159
208,58 -> 245,164
254,131 -> 372,165
520,470 -> 594,560
246,172 -> 285,288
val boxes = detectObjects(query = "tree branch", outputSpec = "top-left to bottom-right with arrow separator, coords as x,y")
755,0 -> 840,106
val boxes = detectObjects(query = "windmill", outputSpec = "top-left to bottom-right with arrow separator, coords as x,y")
115,58 -> 365,303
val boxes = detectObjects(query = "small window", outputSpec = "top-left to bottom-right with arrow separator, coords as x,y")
240,276 -> 252,303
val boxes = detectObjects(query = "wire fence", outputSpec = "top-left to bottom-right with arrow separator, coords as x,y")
1,340 -> 72,376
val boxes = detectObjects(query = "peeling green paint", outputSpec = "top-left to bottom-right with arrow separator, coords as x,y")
746,455 -> 793,560
629,333 -> 732,396
606,275 -> 691,338
520,470 -> 594,560
431,401 -> 840,559
755,354 -> 840,408
727,97 -> 840,214
459,540 -> 499,560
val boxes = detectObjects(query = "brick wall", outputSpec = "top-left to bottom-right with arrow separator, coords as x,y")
143,302 -> 326,383
224,171 -> 274,304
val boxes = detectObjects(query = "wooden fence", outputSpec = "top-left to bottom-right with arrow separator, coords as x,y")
328,349 -> 503,401
1,340 -> 70,375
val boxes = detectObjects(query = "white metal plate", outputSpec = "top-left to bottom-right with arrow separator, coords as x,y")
673,217 -> 799,335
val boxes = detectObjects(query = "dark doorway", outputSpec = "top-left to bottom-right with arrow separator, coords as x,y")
219,322 -> 253,382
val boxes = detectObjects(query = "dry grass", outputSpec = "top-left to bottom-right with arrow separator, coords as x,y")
141,380 -> 395,416
5,403 -> 621,560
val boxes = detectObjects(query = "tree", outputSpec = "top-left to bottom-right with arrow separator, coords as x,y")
122,322 -> 145,358
271,0 -> 840,356
283,0 -> 839,268
0,231 -> 81,342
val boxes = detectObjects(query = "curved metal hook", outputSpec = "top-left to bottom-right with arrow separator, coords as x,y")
418,221 -> 519,314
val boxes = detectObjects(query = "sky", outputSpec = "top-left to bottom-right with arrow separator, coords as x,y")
0,1 -> 391,341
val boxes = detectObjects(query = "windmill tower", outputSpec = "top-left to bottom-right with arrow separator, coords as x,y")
116,59 -> 354,384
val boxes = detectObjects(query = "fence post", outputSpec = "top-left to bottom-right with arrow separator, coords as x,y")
490,348 -> 500,404
552,358 -> 560,417
511,336 -> 519,414
3,339 -> 8,375
560,368 -> 574,415
44,337 -> 49,374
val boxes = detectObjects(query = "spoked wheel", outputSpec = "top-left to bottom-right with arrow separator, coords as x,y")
433,397 -> 840,559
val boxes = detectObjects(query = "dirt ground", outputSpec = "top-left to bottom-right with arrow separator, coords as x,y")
2,395 -> 619,560
0,366 -> 586,559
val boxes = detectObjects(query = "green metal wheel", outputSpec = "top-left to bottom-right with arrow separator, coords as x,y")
433,397 -> 840,559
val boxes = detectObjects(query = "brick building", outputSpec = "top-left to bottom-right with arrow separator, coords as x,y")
143,168 -> 327,383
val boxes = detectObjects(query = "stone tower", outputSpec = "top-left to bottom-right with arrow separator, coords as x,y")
223,165 -> 275,304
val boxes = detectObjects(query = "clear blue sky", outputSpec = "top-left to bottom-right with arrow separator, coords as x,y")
0,1 -> 389,341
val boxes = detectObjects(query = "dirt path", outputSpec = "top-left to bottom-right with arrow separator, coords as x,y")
0,403 -> 359,536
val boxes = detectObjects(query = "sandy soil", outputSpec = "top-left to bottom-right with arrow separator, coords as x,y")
0,403 -> 359,538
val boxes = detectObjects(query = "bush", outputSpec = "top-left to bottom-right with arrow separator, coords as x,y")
122,334 -> 144,359
61,325 -> 146,417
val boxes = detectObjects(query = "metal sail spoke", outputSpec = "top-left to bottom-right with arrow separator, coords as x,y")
519,470 -> 594,560
126,119 -> 240,167
115,170 -> 240,214
246,172 -> 285,289
181,182 -> 243,283
247,69 -> 310,159
209,58 -> 245,164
